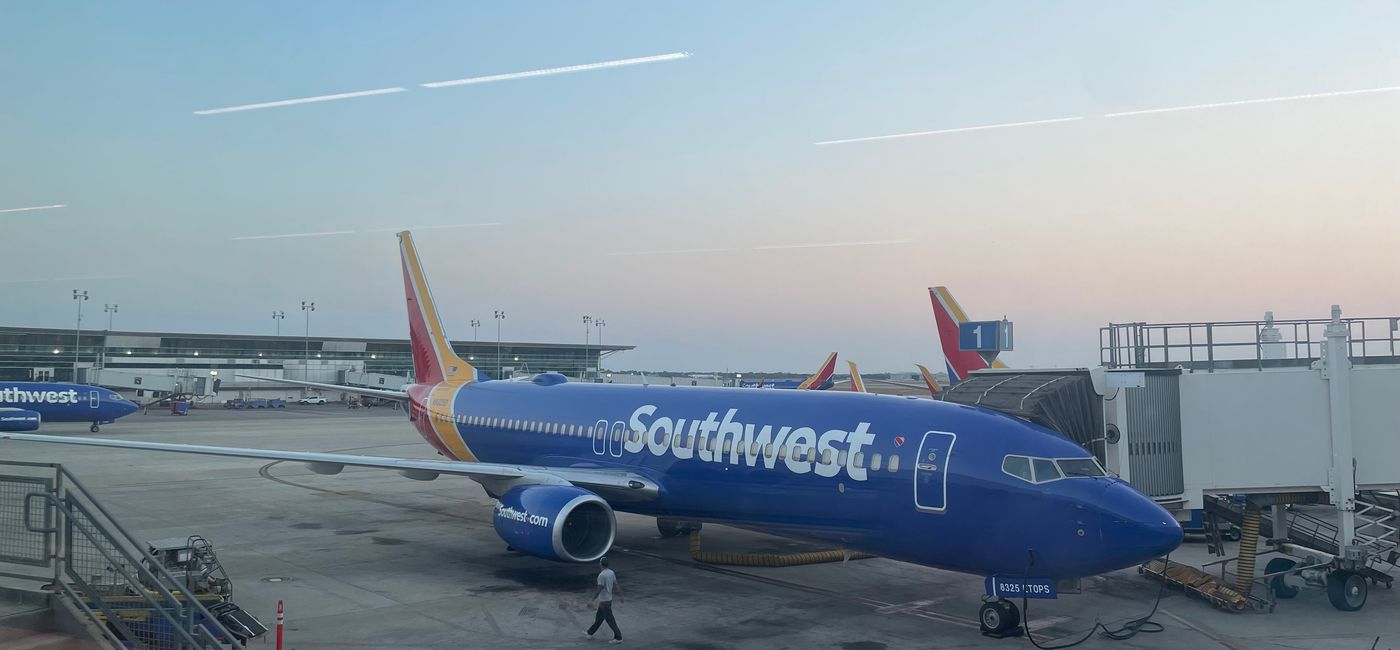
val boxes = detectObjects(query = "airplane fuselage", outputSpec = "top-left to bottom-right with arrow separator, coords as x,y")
405,378 -> 1179,579
0,382 -> 138,426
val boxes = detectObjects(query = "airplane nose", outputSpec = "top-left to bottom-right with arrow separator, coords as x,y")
1099,481 -> 1182,562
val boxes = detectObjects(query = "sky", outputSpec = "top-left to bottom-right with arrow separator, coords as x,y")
3,2 -> 1398,373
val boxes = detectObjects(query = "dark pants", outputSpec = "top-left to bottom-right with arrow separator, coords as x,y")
588,602 -> 621,640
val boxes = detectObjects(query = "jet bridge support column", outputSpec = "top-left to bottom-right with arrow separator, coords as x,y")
1322,306 -> 1357,547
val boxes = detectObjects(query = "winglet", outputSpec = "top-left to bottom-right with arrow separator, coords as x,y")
847,361 -> 867,393
797,352 -> 838,390
915,363 -> 942,397
399,231 -> 478,384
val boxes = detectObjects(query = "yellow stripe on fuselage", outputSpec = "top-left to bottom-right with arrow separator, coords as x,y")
427,383 -> 477,461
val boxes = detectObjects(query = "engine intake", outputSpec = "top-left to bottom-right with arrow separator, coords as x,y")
0,409 -> 40,432
493,485 -> 615,563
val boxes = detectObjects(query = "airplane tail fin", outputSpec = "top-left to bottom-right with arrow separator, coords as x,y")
797,352 -> 838,390
929,286 -> 1005,385
399,231 -> 478,384
847,361 -> 867,393
915,363 -> 942,397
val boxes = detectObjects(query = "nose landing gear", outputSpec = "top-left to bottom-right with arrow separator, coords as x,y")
978,598 -> 1023,638
90,423 -> 100,433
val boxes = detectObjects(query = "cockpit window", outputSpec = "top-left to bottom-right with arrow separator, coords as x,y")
1031,458 -> 1061,483
1001,455 -> 1033,483
1057,457 -> 1106,478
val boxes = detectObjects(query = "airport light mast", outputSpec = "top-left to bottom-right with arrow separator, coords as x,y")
595,319 -> 606,381
301,301 -> 315,364
470,319 -> 481,341
104,303 -> 118,331
72,289 -> 88,382
494,310 -> 506,379
582,315 -> 592,381
272,310 -> 285,336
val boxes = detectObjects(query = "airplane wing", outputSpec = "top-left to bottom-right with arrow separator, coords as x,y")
236,374 -> 410,401
1,433 -> 659,503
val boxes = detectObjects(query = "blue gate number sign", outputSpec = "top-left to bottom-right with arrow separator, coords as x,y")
958,320 -> 1013,352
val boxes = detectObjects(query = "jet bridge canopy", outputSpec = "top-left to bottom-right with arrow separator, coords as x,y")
941,370 -> 1104,458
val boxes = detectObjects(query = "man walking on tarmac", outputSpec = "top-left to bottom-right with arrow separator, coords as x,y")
585,557 -> 623,644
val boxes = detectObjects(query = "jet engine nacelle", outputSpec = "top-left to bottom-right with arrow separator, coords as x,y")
0,409 -> 41,432
493,484 -> 616,563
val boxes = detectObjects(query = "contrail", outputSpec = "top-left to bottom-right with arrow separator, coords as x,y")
814,117 -> 1082,146
1103,85 -> 1400,118
753,239 -> 914,250
607,246 -> 741,257
231,230 -> 358,241
0,204 -> 66,214
194,88 -> 407,115
816,83 -> 1400,145
420,52 -> 691,89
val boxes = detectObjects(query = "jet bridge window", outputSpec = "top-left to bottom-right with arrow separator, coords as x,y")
1002,455 -> 1034,483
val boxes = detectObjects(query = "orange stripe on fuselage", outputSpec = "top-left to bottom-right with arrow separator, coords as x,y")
426,383 -> 478,461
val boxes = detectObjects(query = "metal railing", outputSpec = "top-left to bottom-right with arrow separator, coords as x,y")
0,459 -> 243,649
1101,315 -> 1400,371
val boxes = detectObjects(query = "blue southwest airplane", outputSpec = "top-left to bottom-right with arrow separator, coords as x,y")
0,382 -> 138,433
1,231 -> 1180,635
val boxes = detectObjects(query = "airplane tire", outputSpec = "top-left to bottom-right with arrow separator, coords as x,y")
89,424 -> 100,433
656,518 -> 684,538
979,601 -> 1013,635
1327,571 -> 1367,611
1265,558 -> 1299,599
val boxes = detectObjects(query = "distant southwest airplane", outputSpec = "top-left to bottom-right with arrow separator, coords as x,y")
2,232 -> 1179,635
0,382 -> 137,433
929,286 -> 1008,385
740,352 -> 837,390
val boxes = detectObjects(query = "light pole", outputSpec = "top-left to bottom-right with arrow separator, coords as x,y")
273,310 -> 285,336
301,301 -> 315,363
470,319 -> 481,341
594,319 -> 606,381
494,310 -> 505,379
72,289 -> 88,381
104,304 -> 118,331
582,315 -> 592,381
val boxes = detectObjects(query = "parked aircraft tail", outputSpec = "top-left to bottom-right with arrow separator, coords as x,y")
915,363 -> 942,397
400,231 -> 479,384
847,361 -> 867,393
928,286 -> 1006,385
797,352 -> 838,390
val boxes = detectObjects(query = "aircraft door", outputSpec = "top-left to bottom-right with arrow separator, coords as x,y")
593,419 -> 608,456
609,422 -> 625,457
913,431 -> 956,513
89,391 -> 100,409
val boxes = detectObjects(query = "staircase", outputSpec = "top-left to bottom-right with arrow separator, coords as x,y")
0,460 -> 247,648
1203,493 -> 1398,585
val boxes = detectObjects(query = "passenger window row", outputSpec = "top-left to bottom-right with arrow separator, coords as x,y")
430,411 -> 902,472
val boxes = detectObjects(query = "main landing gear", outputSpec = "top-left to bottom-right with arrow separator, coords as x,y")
90,423 -> 101,433
978,598 -> 1023,638
656,518 -> 702,538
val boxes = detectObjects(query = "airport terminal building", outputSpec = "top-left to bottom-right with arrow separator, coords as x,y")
0,326 -> 632,400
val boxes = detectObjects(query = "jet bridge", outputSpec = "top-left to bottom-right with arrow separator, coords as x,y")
953,305 -> 1400,610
